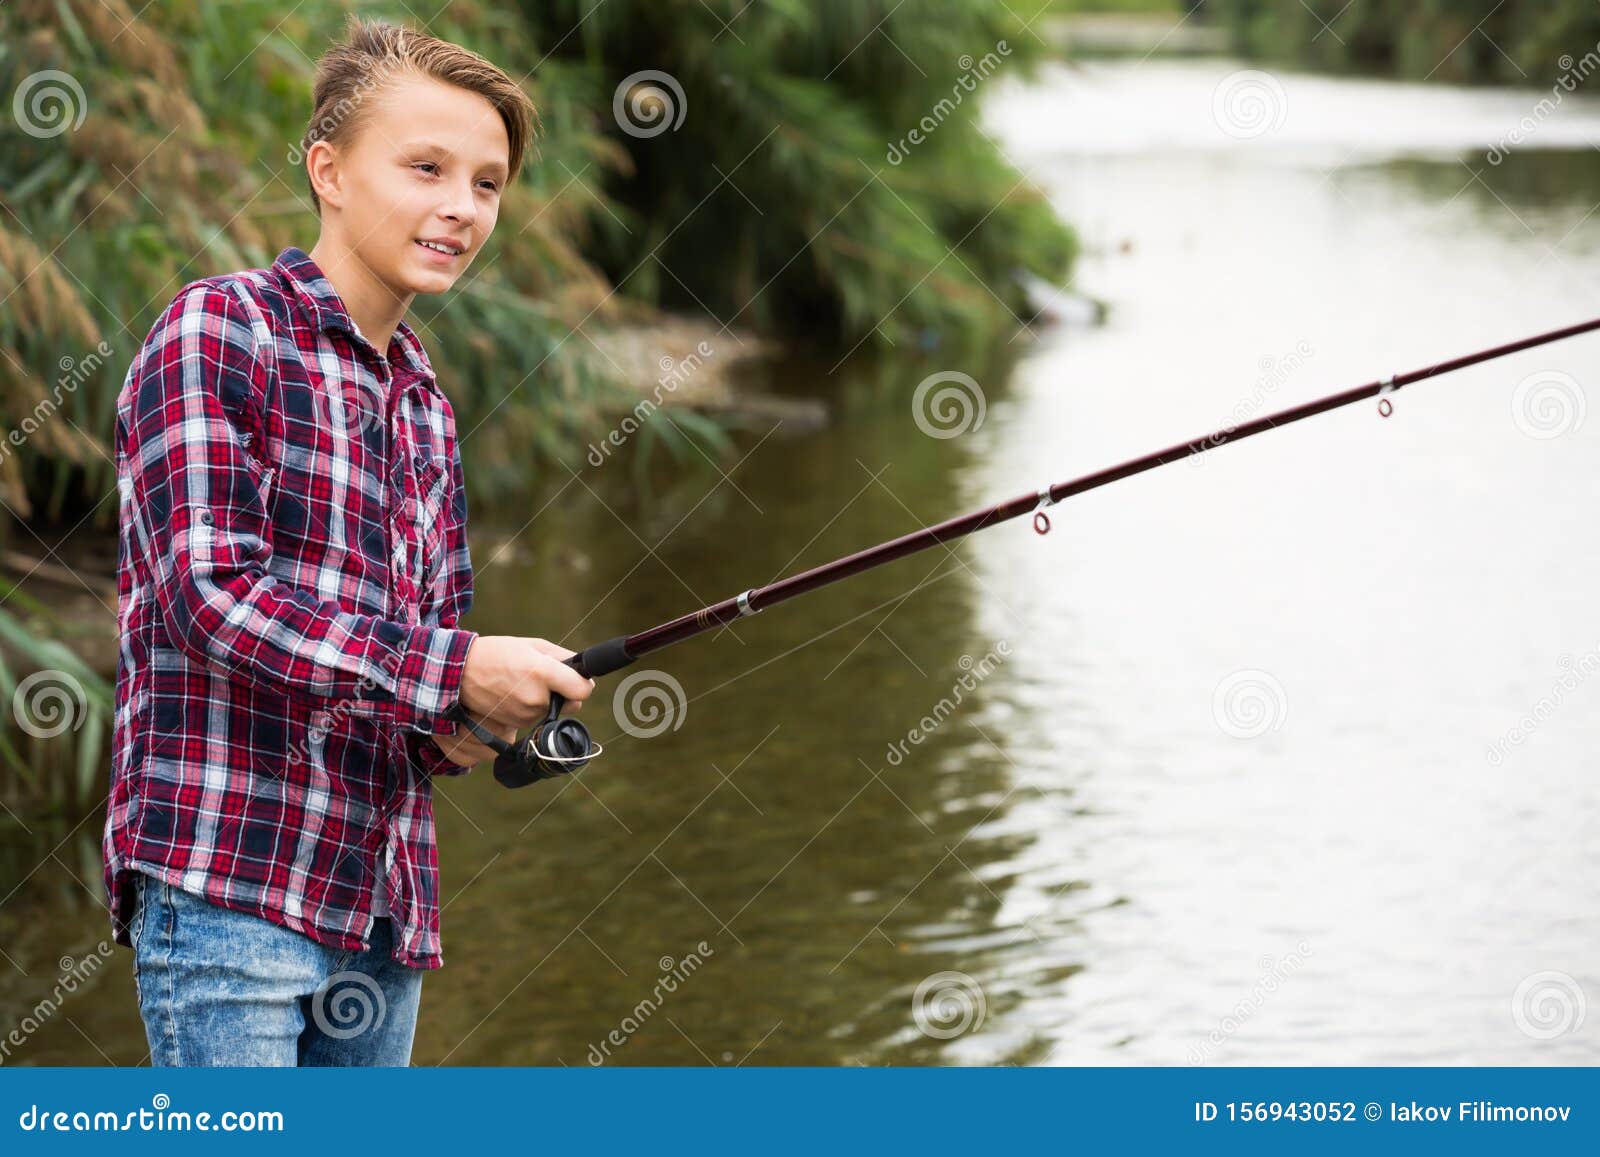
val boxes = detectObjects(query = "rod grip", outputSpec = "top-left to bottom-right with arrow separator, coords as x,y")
564,635 -> 634,679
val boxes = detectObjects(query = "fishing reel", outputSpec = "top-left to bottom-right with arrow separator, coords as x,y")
496,691 -> 601,788
442,636 -> 632,789
443,693 -> 600,788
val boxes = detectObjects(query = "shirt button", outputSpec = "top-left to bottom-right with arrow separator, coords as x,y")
197,509 -> 213,525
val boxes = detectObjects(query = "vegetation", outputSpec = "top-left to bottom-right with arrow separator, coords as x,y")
1209,0 -> 1600,82
515,1 -> 1076,347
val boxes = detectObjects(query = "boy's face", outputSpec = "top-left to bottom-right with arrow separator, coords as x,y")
329,72 -> 510,298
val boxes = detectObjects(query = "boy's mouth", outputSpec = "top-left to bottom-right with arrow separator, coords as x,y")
415,237 -> 466,262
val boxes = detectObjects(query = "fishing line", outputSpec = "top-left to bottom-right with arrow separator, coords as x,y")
445,315 -> 1600,788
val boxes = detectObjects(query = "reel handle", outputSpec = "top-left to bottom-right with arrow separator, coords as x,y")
440,635 -> 635,790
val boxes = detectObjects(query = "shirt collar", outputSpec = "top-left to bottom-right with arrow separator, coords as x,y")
273,246 -> 438,387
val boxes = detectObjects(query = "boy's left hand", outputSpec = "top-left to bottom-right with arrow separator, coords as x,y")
430,719 -> 518,768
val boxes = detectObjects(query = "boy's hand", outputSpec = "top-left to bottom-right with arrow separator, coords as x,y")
456,635 -> 596,731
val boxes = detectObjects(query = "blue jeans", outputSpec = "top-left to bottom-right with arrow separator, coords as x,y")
129,871 -> 423,1066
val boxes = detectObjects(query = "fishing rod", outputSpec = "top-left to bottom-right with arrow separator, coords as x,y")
445,315 -> 1600,789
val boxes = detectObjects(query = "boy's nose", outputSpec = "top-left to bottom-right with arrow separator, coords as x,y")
441,189 -> 477,228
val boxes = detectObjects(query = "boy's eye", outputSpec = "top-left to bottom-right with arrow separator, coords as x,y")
413,162 -> 439,175
477,179 -> 499,193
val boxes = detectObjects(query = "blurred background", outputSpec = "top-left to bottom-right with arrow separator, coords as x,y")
0,0 -> 1596,1065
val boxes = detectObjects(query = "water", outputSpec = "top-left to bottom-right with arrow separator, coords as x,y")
4,58 -> 1599,1066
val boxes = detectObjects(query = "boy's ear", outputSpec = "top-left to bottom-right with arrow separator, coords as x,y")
305,139 -> 345,211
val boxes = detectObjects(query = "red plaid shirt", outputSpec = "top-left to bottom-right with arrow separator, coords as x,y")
102,246 -> 479,969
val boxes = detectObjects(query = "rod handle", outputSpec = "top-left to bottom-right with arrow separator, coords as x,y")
564,635 -> 635,679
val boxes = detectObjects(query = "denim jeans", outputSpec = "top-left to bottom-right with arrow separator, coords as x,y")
129,871 -> 423,1066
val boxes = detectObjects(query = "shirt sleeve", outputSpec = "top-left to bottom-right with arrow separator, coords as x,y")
120,279 -> 475,731
405,418 -> 481,776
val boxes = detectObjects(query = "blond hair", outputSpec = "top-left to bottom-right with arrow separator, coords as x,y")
301,16 -> 536,213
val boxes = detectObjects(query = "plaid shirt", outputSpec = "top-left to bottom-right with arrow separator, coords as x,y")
102,246 -> 479,970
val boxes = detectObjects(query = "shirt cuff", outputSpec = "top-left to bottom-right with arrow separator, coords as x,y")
391,626 -> 476,733
407,731 -> 471,777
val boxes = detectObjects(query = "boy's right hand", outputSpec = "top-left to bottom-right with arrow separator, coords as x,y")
456,635 -> 596,730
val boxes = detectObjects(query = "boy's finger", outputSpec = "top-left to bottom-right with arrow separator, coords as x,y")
528,640 -> 599,698
538,653 -> 596,702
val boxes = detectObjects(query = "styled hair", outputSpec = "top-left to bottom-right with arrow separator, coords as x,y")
301,16 -> 537,213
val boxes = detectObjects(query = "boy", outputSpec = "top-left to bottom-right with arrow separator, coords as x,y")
101,18 -> 593,1066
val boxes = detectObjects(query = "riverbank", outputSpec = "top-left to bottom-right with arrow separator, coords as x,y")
1044,11 -> 1226,58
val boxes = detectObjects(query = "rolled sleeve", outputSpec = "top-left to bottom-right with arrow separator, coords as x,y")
390,623 -> 475,732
